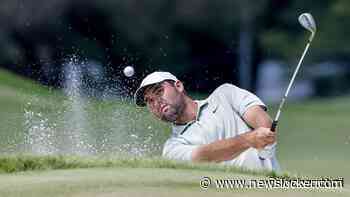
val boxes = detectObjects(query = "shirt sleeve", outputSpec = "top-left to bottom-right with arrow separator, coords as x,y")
218,83 -> 267,116
162,136 -> 199,161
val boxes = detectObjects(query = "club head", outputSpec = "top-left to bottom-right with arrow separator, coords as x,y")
298,13 -> 317,42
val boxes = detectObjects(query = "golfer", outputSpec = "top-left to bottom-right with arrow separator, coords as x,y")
134,71 -> 280,171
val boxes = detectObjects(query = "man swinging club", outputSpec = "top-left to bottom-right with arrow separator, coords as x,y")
134,71 -> 280,171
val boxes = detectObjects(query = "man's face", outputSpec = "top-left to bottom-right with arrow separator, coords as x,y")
143,81 -> 185,123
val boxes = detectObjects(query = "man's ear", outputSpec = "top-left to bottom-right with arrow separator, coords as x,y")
174,80 -> 184,93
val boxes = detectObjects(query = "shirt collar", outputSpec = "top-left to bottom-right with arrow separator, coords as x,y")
172,99 -> 217,135
195,99 -> 208,120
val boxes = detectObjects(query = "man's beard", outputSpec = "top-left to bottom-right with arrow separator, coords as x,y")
160,104 -> 180,122
160,98 -> 186,123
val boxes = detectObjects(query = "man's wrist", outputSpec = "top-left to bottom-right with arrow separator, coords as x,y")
237,131 -> 255,148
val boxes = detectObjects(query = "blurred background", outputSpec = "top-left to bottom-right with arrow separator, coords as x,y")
0,0 -> 350,180
1,0 -> 350,101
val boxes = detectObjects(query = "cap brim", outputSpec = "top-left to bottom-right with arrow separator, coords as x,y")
134,86 -> 147,107
134,78 -> 177,107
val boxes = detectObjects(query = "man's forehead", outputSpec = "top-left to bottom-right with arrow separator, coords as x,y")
143,82 -> 163,97
144,80 -> 176,97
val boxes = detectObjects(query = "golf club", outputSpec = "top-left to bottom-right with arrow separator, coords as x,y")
258,13 -> 317,160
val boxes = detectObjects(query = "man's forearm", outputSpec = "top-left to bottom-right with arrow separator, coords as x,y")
191,131 -> 254,162
244,105 -> 272,129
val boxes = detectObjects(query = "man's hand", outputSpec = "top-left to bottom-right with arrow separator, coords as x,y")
247,127 -> 276,149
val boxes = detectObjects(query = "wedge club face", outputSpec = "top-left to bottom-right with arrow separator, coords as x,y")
298,13 -> 317,42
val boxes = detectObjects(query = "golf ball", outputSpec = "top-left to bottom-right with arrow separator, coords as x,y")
123,66 -> 134,77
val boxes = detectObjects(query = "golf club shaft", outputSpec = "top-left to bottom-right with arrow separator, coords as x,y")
271,41 -> 312,132
258,41 -> 312,160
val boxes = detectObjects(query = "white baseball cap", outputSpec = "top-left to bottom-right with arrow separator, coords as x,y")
134,71 -> 178,106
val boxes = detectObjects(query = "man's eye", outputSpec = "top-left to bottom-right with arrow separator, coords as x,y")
155,88 -> 163,96
147,98 -> 154,103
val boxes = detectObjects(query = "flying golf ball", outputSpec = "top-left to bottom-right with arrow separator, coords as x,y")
123,66 -> 134,77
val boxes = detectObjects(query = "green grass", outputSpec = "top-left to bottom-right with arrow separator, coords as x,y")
276,97 -> 350,179
0,155 -> 282,177
0,68 -> 349,196
0,168 -> 348,197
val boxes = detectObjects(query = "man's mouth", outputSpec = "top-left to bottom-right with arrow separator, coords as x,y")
160,104 -> 169,113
